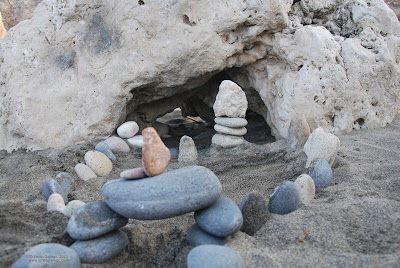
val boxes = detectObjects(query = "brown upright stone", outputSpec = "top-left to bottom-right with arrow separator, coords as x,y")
142,127 -> 171,176
287,113 -> 311,151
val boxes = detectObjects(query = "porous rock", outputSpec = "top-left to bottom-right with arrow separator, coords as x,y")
84,150 -> 113,177
142,127 -> 171,176
74,163 -> 97,181
102,166 -> 222,220
178,135 -> 198,166
212,133 -> 244,148
70,230 -> 128,264
187,245 -> 245,268
67,201 -> 128,241
213,80 -> 248,118
187,223 -> 228,247
303,127 -> 340,167
238,192 -> 269,236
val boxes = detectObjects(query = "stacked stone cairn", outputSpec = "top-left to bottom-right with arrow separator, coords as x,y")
212,80 -> 248,148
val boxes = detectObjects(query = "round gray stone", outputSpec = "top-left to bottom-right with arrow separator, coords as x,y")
308,158 -> 333,188
214,117 -> 248,128
102,166 -> 222,220
268,181 -> 300,215
187,245 -> 245,268
55,172 -> 74,194
212,133 -> 244,148
42,179 -> 68,204
178,135 -> 198,166
214,124 -> 247,136
67,201 -> 128,240
195,197 -> 243,237
187,223 -> 228,247
95,141 -> 116,161
11,243 -> 80,268
238,192 -> 269,236
70,230 -> 128,264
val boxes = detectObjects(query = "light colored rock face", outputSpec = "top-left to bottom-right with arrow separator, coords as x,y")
0,0 -> 291,152
0,13 -> 6,39
0,0 -> 42,31
213,80 -> 248,118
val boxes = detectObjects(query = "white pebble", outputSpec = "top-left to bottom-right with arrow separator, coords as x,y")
294,174 -> 315,205
64,200 -> 86,217
74,163 -> 97,181
47,193 -> 66,213
127,135 -> 144,148
117,121 -> 139,139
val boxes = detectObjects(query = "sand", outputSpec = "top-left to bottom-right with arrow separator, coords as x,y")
1,115 -> 400,267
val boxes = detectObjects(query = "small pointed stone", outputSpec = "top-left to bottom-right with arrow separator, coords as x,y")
287,113 -> 310,151
95,141 -> 116,161
142,127 -> 171,177
178,135 -> 198,166
47,193 -> 66,213
120,167 -> 147,179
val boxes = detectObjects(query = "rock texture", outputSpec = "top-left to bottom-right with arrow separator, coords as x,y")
0,13 -> 6,39
0,0 -> 42,31
1,0 -> 400,151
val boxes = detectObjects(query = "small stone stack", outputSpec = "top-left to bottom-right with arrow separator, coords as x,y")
212,80 -> 248,148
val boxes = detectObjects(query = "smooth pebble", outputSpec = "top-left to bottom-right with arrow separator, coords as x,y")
47,193 -> 66,213
308,158 -> 333,188
117,121 -> 139,139
142,127 -> 171,176
178,135 -> 198,166
70,230 -> 128,264
187,245 -> 245,268
11,243 -> 80,268
67,201 -> 128,240
74,163 -> 97,181
104,136 -> 130,153
269,181 -> 300,215
214,124 -> 247,136
95,141 -> 116,161
187,223 -> 228,247
238,192 -> 269,236
55,172 -> 74,194
127,135 -> 144,148
195,197 -> 243,237
294,174 -> 315,205
42,179 -> 68,204
214,117 -> 248,128
64,200 -> 86,217
103,166 -> 222,220
169,148 -> 178,158
213,80 -> 248,118
120,167 -> 147,179
212,133 -> 244,148
84,150 -> 113,177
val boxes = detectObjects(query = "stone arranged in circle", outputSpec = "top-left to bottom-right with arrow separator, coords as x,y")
142,127 -> 171,177
11,243 -> 81,268
102,166 -> 222,220
269,181 -> 300,215
213,80 -> 248,118
294,174 -> 315,205
42,179 -> 68,204
187,245 -> 245,268
187,223 -> 228,247
55,172 -> 74,194
178,135 -> 198,166
127,135 -> 144,148
195,197 -> 243,237
47,193 -> 66,213
212,133 -> 244,148
64,200 -> 86,217
95,141 -> 116,161
84,150 -> 113,177
117,121 -> 139,139
74,163 -> 97,181
214,124 -> 247,136
120,167 -> 147,179
214,117 -> 248,128
303,127 -> 340,167
238,192 -> 269,236
70,230 -> 128,264
308,158 -> 333,189
67,201 -> 128,240
287,113 -> 311,151
169,148 -> 178,158
104,136 -> 130,153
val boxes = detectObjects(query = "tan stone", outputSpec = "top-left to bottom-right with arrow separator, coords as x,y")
84,151 -> 113,177
47,193 -> 66,213
287,113 -> 311,151
0,12 -> 6,39
142,127 -> 170,177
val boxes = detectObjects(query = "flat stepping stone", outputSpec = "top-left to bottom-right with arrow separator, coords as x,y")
187,223 -> 228,247
67,201 -> 128,240
64,200 -> 86,217
127,135 -> 144,148
74,163 -> 97,181
214,117 -> 248,128
269,181 -> 300,215
42,179 -> 68,204
238,192 -> 269,236
213,80 -> 248,118
95,141 -> 116,161
47,193 -> 66,213
84,150 -> 113,177
187,245 -> 245,268
294,174 -> 315,204
104,136 -> 130,153
55,172 -> 74,194
117,121 -> 139,139
11,243 -> 80,268
214,124 -> 247,136
70,230 -> 128,264
178,135 -> 198,166
308,158 -> 333,189
142,127 -> 171,176
120,167 -> 147,179
212,133 -> 244,148
195,197 -> 243,237
102,166 -> 222,220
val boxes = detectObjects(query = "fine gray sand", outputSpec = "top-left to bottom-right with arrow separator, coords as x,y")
1,115 -> 400,267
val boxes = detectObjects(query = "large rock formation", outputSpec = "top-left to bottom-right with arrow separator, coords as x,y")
0,0 -> 43,30
0,0 -> 399,151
